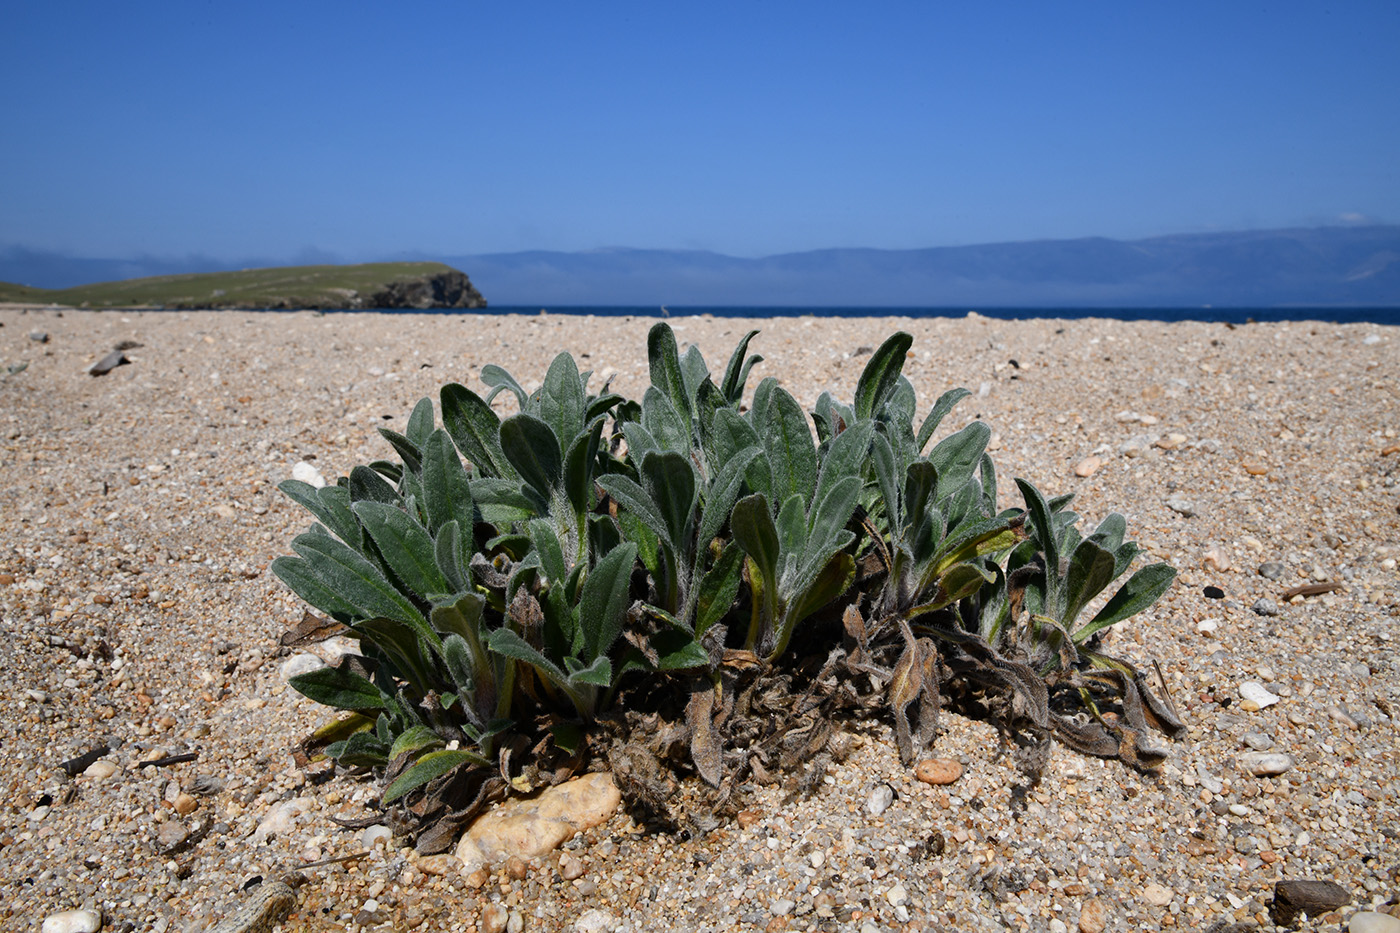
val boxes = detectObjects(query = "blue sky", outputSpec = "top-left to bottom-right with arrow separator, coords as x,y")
2,2 -> 1397,260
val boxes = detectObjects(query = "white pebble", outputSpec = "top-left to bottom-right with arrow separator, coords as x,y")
361,824 -> 393,849
1239,681 -> 1280,708
1349,912 -> 1400,933
574,910 -> 618,933
42,910 -> 102,933
291,461 -> 326,488
1241,752 -> 1294,776
865,783 -> 894,816
279,653 -> 326,681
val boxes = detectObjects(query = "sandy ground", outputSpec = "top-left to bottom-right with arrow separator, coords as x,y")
1,307 -> 1397,932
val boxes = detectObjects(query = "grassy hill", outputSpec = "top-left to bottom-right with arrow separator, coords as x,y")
0,262 -> 477,309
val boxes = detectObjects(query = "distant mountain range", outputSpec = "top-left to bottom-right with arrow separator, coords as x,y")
4,225 -> 1398,307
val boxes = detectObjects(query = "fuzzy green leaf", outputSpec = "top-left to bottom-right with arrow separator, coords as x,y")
916,387 -> 972,452
382,748 -> 489,804
928,421 -> 991,501
272,555 -> 360,622
389,724 -> 445,761
578,541 -> 638,660
641,450 -> 696,552
351,500 -> 453,600
420,429 -> 475,536
762,386 -> 818,508
289,665 -> 386,712
720,329 -> 761,402
480,364 -> 529,408
695,541 -> 743,637
441,383 -> 510,478
278,480 -> 361,548
648,322 -> 692,421
499,414 -> 562,500
291,532 -> 426,628
406,397 -> 436,447
854,331 -> 913,422
349,464 -> 401,506
540,352 -> 587,455
377,428 -> 423,474
1075,562 -> 1176,643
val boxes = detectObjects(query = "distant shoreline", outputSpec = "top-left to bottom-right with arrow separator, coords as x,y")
3,301 -> 1395,325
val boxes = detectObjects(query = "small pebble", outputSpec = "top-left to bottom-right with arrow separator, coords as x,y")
1349,912 -> 1400,933
1251,598 -> 1280,616
1141,882 -> 1174,906
1073,456 -> 1101,477
1258,561 -> 1285,580
1166,497 -> 1197,517
1239,681 -> 1280,708
362,824 -> 393,848
865,783 -> 895,816
1241,732 -> 1274,751
480,904 -> 509,933
1241,752 -> 1294,776
770,898 -> 796,916
41,910 -> 101,933
574,910 -> 618,933
914,758 -> 963,785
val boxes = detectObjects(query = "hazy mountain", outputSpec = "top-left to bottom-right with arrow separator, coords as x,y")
5,226 -> 1397,307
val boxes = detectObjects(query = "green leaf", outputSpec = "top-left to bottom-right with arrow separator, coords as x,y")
696,446 -> 762,549
916,387 -> 971,452
470,477 -> 536,525
420,429 -> 475,535
807,475 -> 861,554
289,665 -> 387,711
1015,478 -> 1061,615
278,480 -> 360,548
650,629 -> 711,670
854,332 -> 913,422
500,414 -> 562,500
871,430 -> 900,530
813,421 -> 873,514
776,551 -> 855,657
648,322 -> 692,421
563,417 -> 605,521
708,408 -> 770,499
1075,562 -> 1176,643
731,493 -> 779,586
642,387 -> 691,455
641,450 -> 696,552
577,541 -> 638,660
906,561 -> 994,618
928,422 -> 992,501
389,724 -> 445,761
527,518 -> 568,585
377,427 -> 423,474
441,383 -> 510,478
597,473 -> 671,552
291,532 -> 427,628
720,329 -> 761,402
352,500 -> 453,600
349,464 -> 401,506
1062,539 -> 1119,629
762,386 -> 818,508
271,556 -> 360,622
406,397 -> 436,448
430,591 -> 487,642
540,352 -> 586,455
679,344 -> 709,408
695,541 -> 743,637
382,748 -> 489,804
486,628 -> 569,688
480,363 -> 529,408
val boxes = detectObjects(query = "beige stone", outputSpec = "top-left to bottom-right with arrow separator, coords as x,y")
456,772 -> 621,875
914,758 -> 964,786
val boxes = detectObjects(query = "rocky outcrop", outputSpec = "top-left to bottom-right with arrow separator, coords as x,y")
357,269 -> 487,310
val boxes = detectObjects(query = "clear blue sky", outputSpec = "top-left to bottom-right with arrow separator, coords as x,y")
3,2 -> 1397,260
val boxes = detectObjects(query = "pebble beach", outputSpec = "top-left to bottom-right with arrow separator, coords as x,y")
2,306 -> 1397,932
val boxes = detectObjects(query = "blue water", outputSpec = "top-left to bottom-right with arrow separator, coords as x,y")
479,305 -> 1400,325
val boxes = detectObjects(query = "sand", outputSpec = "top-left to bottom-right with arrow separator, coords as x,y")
1,307 -> 1397,932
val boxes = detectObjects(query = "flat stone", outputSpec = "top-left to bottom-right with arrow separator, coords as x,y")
1073,456 -> 1102,477
1241,752 -> 1293,776
1239,681 -> 1280,708
83,760 -> 120,783
1349,912 -> 1400,933
291,460 -> 326,488
156,820 -> 188,850
574,910 -> 618,933
279,653 -> 326,680
1141,882 -> 1174,906
914,758 -> 964,785
1252,598 -> 1280,616
1270,879 -> 1350,924
41,910 -> 102,933
455,772 -> 621,875
1241,732 -> 1274,751
1258,561 -> 1284,580
1166,497 -> 1196,517
1078,897 -> 1109,933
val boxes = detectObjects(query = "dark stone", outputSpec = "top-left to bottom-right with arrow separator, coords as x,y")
1204,585 -> 1226,599
87,350 -> 129,376
1270,879 -> 1350,925
1258,561 -> 1285,580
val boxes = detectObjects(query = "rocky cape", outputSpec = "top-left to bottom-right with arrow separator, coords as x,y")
260,269 -> 487,311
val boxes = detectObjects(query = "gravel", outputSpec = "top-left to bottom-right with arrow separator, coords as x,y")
3,308 -> 1398,932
